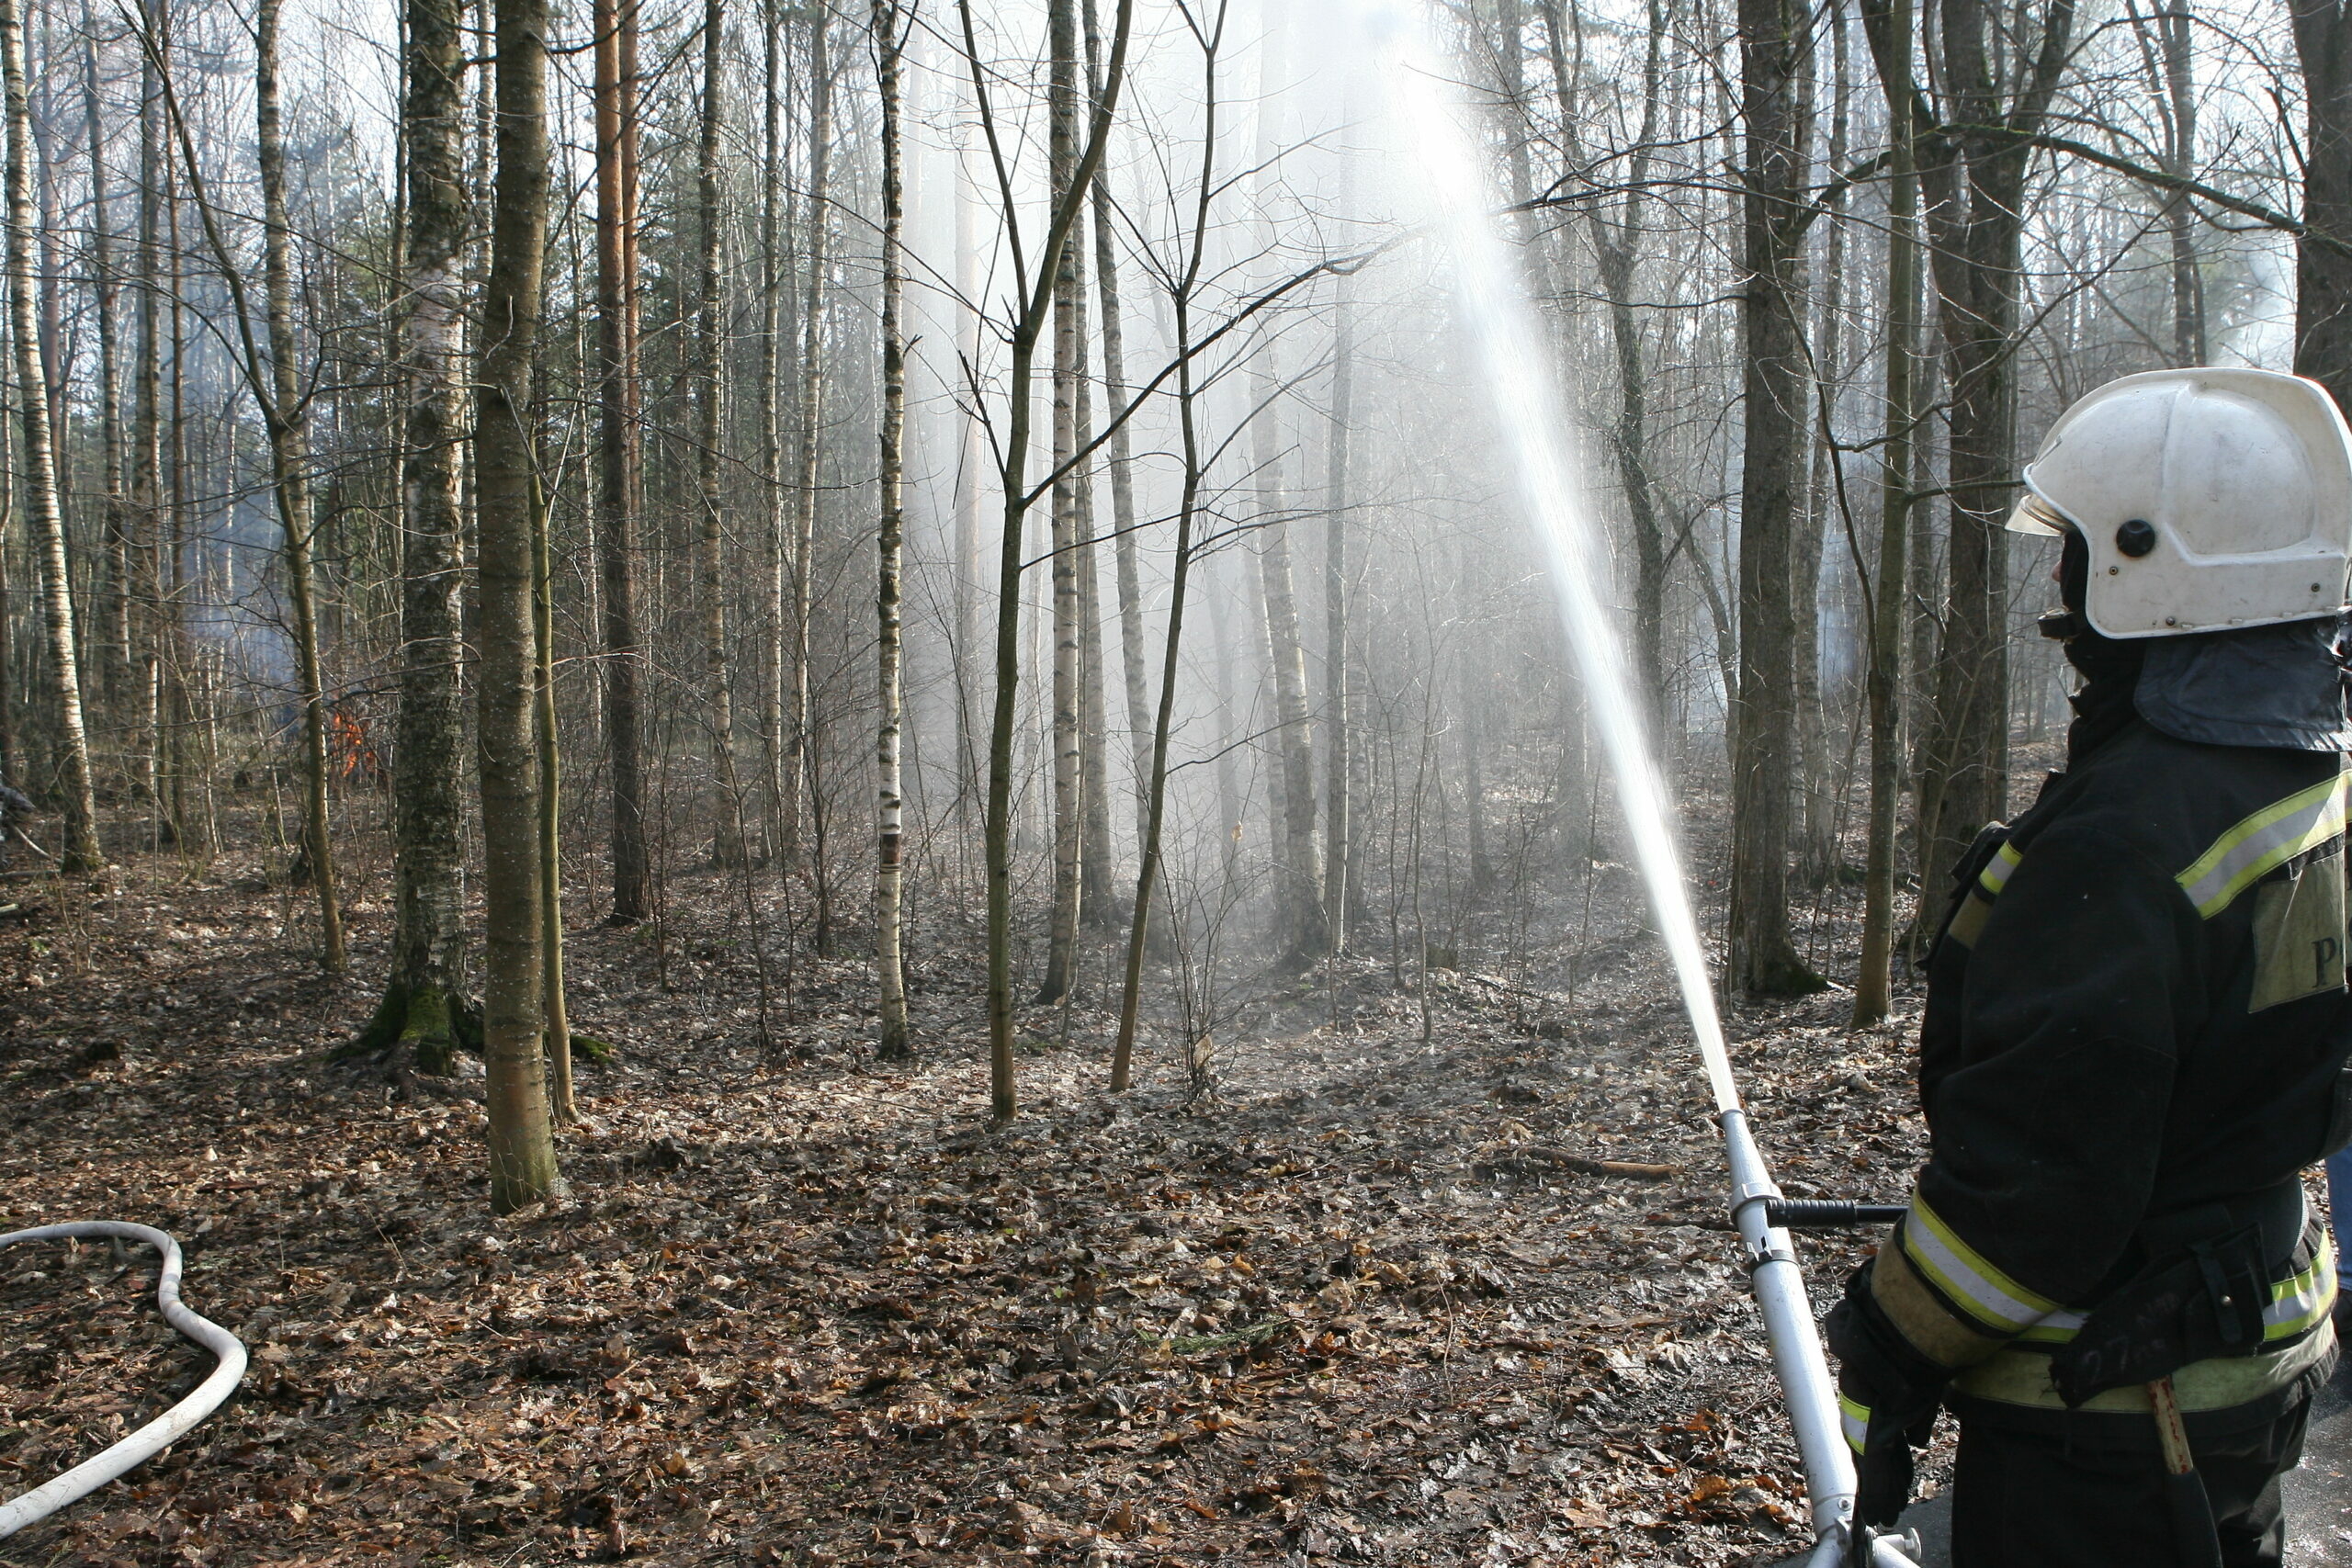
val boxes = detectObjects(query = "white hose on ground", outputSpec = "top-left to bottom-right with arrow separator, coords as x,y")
0,1222 -> 247,1539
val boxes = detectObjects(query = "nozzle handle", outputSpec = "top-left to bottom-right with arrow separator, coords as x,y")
1766,1200 -> 1907,1230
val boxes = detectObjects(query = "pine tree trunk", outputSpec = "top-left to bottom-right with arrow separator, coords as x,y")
476,0 -> 560,1212
873,0 -> 911,1060
256,0 -> 345,970
594,0 -> 648,923
0,0 -> 96,871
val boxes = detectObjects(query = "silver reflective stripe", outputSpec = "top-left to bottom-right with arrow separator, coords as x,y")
2177,773 -> 2350,919
1903,1199 -> 2059,1334
1978,841 -> 2023,897
2016,1305 -> 2088,1344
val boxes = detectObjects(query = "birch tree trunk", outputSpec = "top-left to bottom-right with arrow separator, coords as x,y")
873,0 -> 911,1060
786,14 -> 833,876
476,0 -> 560,1211
256,0 -> 345,970
132,6 -> 163,837
0,0 -> 96,872
372,0 -> 473,1069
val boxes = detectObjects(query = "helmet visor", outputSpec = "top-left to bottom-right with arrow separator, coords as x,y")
2006,490 -> 2070,536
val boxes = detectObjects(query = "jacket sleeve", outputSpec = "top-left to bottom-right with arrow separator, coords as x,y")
1874,821 -> 2203,1371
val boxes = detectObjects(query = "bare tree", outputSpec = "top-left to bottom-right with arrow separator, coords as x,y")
476,0 -> 560,1209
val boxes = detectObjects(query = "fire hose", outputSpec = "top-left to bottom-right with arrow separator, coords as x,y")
0,1223 -> 247,1539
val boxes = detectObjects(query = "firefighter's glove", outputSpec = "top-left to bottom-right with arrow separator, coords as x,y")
1826,1258 -> 1948,1530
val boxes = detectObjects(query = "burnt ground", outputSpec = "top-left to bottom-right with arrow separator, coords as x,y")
0,817 -> 2332,1567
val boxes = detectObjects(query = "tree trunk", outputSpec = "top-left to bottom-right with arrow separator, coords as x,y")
2294,2 -> 2352,411
132,8 -> 163,837
977,0 -> 1136,1118
1878,0 -> 2074,907
1727,0 -> 1822,996
533,464 -> 571,1122
1249,24 -> 1326,964
1795,1 -> 1849,884
1540,0 -> 1673,731
1323,264 -> 1352,948
1075,317 -> 1115,931
83,18 -> 129,716
256,0 -> 345,970
1037,0 -> 1085,1006
594,0 -> 648,922
874,0 -> 911,1060
476,0 -> 560,1212
786,14 -> 832,878
0,0 -> 96,871
1084,0 -> 1151,914
760,0 -> 790,860
695,0 -> 741,867
370,0 -> 474,1071
1854,0 -> 1917,1027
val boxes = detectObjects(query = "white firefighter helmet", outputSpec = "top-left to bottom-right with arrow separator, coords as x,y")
2007,367 -> 2352,638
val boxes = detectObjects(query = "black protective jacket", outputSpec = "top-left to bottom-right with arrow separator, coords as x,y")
1871,711 -> 2348,1435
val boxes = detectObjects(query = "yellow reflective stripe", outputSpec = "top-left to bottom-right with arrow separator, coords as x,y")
1977,841 -> 2023,897
1902,1198 -> 2059,1334
2177,773 -> 2350,919
1998,1237 -> 2331,1348
2265,1235 -> 2336,1342
1839,1393 -> 1869,1454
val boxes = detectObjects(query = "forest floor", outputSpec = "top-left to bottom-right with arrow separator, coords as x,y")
0,811 -> 2326,1567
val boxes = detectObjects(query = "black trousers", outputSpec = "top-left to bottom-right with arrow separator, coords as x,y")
1948,1396 -> 2312,1568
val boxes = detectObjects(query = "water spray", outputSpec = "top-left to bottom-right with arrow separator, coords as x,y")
1359,6 -> 1922,1562
0,1223 -> 247,1539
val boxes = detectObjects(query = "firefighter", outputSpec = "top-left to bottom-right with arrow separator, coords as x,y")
1827,367 -> 2350,1568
